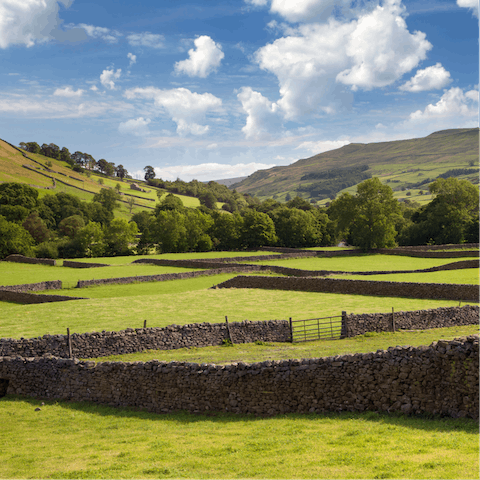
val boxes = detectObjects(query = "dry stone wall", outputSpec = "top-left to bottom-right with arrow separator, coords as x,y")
215,275 -> 479,301
0,280 -> 62,292
1,335 -> 477,419
63,260 -> 110,268
4,255 -> 56,266
0,290 -> 85,305
0,320 -> 291,358
343,306 -> 479,337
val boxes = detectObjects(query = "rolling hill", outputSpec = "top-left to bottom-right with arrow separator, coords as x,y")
231,128 -> 479,204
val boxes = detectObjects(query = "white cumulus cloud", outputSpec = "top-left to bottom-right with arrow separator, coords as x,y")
400,63 -> 452,92
174,36 -> 224,78
124,87 -> 222,135
296,139 -> 351,154
100,68 -> 121,90
457,0 -> 478,17
77,23 -> 121,43
134,162 -> 277,182
405,87 -> 479,129
0,0 -> 72,48
53,86 -> 84,97
254,0 -> 431,119
237,87 -> 281,139
127,52 -> 137,66
127,32 -> 164,49
118,117 -> 151,136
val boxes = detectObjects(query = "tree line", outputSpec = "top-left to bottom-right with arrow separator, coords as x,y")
19,142 -> 129,180
0,177 -> 478,260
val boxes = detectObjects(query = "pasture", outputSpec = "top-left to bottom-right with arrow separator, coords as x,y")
0,249 -> 478,479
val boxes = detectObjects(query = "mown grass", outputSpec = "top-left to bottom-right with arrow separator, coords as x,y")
331,268 -> 479,285
250,254 -> 479,271
0,396 -> 477,479
90,325 -> 479,365
1,274 -> 476,339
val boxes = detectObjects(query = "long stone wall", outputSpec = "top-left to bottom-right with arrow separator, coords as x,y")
0,320 -> 291,358
0,290 -> 85,305
63,260 -> 111,268
343,306 -> 479,337
214,275 -> 479,301
1,335 -> 477,419
0,280 -> 62,292
4,254 -> 56,266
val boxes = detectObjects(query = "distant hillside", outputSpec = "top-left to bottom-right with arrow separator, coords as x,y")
213,176 -> 248,187
231,128 -> 479,204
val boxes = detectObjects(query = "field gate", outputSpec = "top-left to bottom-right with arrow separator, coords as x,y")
290,314 -> 343,342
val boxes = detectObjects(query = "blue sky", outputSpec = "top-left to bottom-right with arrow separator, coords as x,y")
0,0 -> 478,181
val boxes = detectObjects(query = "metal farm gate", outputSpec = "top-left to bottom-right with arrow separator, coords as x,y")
290,315 -> 342,342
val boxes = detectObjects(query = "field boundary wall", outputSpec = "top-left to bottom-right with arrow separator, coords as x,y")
0,280 -> 62,292
0,306 -> 476,358
343,305 -> 479,337
4,254 -> 56,266
63,260 -> 111,268
214,275 -> 479,301
1,336 -> 477,419
0,320 -> 290,358
0,290 -> 85,305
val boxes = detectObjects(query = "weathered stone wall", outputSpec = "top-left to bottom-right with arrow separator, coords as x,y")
0,290 -> 85,305
63,260 -> 110,268
0,280 -> 62,292
0,320 -> 291,358
4,254 -> 56,266
343,306 -> 479,337
75,265 -> 263,288
215,275 -> 479,301
1,336 -> 477,419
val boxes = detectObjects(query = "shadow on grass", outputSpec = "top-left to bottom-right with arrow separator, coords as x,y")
3,394 -> 477,434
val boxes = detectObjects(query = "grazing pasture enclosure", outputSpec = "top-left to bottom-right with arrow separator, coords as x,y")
1,397 -> 477,479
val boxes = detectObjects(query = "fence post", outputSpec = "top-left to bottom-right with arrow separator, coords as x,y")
143,319 -> 147,328
67,328 -> 72,359
225,316 -> 235,345
289,317 -> 293,343
392,307 -> 395,333
341,311 -> 347,338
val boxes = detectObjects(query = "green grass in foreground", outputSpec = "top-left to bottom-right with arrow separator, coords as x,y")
1,275 -> 476,338
0,396 -> 477,479
331,268 -> 479,285
91,325 -> 479,364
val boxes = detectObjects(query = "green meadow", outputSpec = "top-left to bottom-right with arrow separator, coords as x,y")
0,396 -> 477,479
0,250 -> 478,479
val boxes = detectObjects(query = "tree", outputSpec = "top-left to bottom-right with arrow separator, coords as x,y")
76,222 -> 105,257
241,210 -> 277,249
116,164 -> 127,180
271,207 -> 321,247
0,216 -> 34,259
93,188 -> 120,213
150,210 -> 187,253
20,142 -> 41,154
41,143 -> 60,159
59,147 -> 72,164
22,212 -> 51,244
328,178 -> 401,250
144,165 -> 156,181
199,191 -> 217,210
406,177 -> 479,245
209,211 -> 243,250
127,196 -> 135,213
0,182 -> 39,210
155,193 -> 184,213
58,215 -> 85,238
104,218 -> 138,256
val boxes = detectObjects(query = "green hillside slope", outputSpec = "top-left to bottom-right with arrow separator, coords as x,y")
232,128 -> 479,204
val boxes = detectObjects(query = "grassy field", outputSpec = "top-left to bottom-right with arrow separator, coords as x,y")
331,268 -> 479,284
90,325 -> 479,365
0,261 -> 205,287
1,276 -> 476,339
0,396 -> 477,479
248,254 -> 479,271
